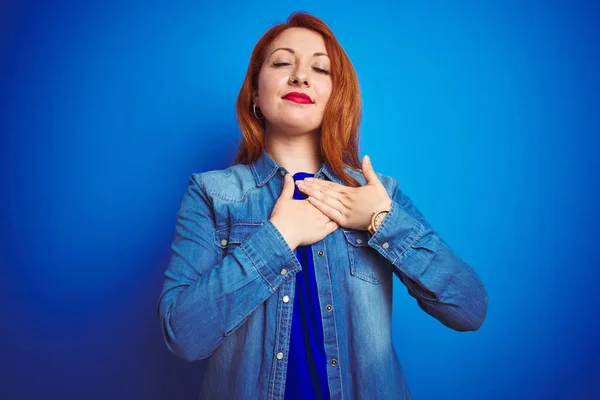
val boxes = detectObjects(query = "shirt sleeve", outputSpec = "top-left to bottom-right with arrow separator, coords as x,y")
157,174 -> 302,361
367,176 -> 488,331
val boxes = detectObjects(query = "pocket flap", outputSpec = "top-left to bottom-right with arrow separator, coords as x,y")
342,229 -> 370,247
215,222 -> 263,248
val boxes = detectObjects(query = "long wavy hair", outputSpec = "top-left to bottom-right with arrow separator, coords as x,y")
234,12 -> 362,187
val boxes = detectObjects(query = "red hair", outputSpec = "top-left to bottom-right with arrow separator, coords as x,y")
234,12 -> 362,187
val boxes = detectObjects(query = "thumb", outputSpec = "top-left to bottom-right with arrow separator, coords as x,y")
281,173 -> 296,199
362,155 -> 379,185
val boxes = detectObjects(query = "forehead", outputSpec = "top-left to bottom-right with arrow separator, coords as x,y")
268,27 -> 327,54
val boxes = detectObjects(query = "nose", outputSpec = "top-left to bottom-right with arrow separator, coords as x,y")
289,64 -> 311,87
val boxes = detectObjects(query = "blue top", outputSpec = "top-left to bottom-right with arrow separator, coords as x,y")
284,171 -> 330,400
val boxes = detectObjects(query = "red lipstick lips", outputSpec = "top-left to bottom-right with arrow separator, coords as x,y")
282,92 -> 313,104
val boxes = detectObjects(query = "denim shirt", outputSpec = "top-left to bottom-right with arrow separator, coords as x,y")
157,149 -> 488,400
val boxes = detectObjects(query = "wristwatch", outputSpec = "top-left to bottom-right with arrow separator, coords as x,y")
368,208 -> 390,235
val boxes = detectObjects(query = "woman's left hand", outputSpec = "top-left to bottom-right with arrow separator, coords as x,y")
296,155 -> 393,231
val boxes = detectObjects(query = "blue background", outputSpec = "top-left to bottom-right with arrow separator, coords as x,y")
2,1 -> 599,399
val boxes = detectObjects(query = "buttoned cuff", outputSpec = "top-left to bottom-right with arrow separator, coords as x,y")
241,220 -> 302,290
367,199 -> 424,266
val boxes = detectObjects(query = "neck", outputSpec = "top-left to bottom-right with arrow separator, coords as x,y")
264,128 -> 322,175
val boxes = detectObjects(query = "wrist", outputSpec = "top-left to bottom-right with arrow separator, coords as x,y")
269,218 -> 299,251
367,203 -> 391,235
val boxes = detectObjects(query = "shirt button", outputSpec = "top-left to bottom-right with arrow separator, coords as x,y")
282,295 -> 290,303
326,304 -> 333,312
330,359 -> 338,366
220,239 -> 228,246
318,176 -> 324,180
318,250 -> 324,256
280,169 -> 286,176
280,268 -> 288,276
276,352 -> 284,360
382,242 -> 390,249
356,238 -> 363,244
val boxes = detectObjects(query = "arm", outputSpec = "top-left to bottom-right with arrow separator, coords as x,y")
157,174 -> 302,361
368,177 -> 488,331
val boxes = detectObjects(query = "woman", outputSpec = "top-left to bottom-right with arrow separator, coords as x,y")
158,12 -> 488,400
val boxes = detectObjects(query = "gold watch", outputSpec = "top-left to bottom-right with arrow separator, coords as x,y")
368,208 -> 390,235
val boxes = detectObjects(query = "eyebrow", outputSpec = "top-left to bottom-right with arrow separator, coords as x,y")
270,47 -> 329,58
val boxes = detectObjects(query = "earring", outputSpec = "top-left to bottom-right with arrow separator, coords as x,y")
253,103 -> 263,119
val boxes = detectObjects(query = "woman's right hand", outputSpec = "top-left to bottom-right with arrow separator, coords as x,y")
269,173 -> 339,250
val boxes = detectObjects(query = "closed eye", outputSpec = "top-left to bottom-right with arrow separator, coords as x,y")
313,67 -> 330,75
273,62 -> 330,75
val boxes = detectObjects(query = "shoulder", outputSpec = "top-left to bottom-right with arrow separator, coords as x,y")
191,163 -> 257,202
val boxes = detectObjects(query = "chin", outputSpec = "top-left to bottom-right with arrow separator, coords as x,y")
279,119 -> 321,134
265,113 -> 322,135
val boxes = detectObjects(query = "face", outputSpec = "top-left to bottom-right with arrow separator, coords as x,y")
253,27 -> 332,135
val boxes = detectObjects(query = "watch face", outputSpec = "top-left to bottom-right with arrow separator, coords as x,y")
374,211 -> 386,225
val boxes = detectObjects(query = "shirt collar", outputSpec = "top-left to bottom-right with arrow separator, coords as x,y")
250,148 -> 342,186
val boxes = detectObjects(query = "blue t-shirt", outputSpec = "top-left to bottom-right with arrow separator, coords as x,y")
284,171 -> 330,400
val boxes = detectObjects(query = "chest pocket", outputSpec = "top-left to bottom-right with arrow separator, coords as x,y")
215,222 -> 264,256
343,229 -> 390,284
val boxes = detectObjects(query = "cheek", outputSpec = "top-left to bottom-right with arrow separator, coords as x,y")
258,71 -> 286,103
317,80 -> 333,110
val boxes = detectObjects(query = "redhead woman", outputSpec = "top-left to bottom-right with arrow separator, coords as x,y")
158,12 -> 488,400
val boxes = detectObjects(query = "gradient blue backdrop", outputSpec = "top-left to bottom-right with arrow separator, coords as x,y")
2,1 -> 599,399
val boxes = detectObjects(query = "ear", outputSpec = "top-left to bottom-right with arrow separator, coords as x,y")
251,90 -> 259,106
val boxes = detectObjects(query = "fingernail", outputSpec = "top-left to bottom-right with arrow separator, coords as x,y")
365,155 -> 371,164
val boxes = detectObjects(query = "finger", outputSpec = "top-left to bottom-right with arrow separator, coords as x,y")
362,155 -> 380,185
306,187 -> 345,214
301,180 -> 355,209
325,220 -> 339,234
299,177 -> 346,193
298,182 -> 346,205
281,174 -> 295,199
307,196 -> 343,224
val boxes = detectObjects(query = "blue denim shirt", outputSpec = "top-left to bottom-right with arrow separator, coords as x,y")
158,149 -> 488,400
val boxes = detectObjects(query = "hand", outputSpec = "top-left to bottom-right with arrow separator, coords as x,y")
269,173 -> 339,251
295,155 -> 392,231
